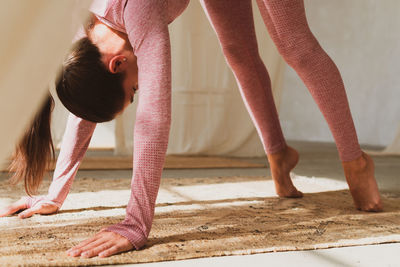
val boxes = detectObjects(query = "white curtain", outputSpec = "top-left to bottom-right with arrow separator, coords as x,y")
384,127 -> 400,154
0,0 -> 91,166
369,126 -> 400,155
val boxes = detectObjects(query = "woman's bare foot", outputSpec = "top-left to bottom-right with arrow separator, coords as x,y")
267,145 -> 303,198
342,152 -> 382,212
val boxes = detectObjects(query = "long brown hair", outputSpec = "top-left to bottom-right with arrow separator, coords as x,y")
10,35 -> 125,194
56,37 -> 126,123
9,94 -> 55,196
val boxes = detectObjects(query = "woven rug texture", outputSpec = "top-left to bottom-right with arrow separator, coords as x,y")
0,175 -> 399,266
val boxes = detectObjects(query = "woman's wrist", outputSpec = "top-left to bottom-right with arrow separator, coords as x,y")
25,195 -> 61,210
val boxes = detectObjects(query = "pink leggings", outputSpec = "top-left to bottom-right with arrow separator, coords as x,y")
201,0 -> 362,162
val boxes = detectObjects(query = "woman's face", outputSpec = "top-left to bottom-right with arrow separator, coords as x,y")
121,58 -> 139,110
88,19 -> 139,113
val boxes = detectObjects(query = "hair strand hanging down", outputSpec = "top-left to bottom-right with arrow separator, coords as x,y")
8,94 -> 55,196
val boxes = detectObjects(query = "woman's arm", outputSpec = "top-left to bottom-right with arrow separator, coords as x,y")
105,0 -> 172,250
45,113 -> 96,207
8,113 -> 95,218
67,0 -> 172,257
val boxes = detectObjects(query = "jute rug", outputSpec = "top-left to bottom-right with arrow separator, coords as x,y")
1,155 -> 265,171
0,175 -> 399,266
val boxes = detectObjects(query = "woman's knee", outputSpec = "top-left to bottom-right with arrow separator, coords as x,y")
221,43 -> 262,68
273,28 -> 323,66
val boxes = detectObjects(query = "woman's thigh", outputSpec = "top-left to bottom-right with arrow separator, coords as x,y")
256,0 -> 318,51
200,0 -> 259,54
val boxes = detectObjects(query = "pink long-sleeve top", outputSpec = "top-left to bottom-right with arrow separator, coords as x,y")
27,0 -> 190,250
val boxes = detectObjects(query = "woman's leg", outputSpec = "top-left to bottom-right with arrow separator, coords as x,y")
200,0 -> 302,197
256,0 -> 382,210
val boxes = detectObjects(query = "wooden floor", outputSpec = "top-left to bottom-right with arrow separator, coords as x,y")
2,140 -> 398,193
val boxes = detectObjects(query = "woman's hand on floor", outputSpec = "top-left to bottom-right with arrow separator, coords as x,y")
67,229 -> 134,258
0,196 -> 58,218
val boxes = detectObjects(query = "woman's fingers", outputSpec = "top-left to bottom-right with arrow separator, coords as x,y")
0,197 -> 58,218
18,202 -> 58,219
18,208 -> 36,219
67,233 -> 104,256
18,205 -> 44,219
0,197 -> 27,217
98,244 -> 124,258
67,231 -> 133,258
68,236 -> 106,257
81,241 -> 114,258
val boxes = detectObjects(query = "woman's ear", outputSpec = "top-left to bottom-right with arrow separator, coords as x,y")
108,55 -> 127,73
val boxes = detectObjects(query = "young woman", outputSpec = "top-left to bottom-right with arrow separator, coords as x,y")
0,0 -> 382,259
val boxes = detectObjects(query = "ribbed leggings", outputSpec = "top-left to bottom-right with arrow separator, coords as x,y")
201,0 -> 362,162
